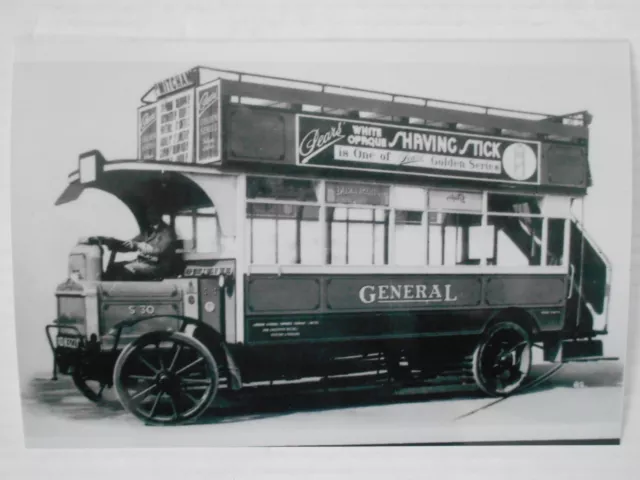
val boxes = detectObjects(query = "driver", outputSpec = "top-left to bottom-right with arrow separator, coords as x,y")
110,207 -> 178,280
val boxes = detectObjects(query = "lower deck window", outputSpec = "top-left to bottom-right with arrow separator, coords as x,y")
247,203 -> 321,265
546,218 -> 566,266
327,207 -> 388,265
243,177 -> 569,269
428,213 -> 483,266
394,210 -> 426,266
488,216 -> 543,266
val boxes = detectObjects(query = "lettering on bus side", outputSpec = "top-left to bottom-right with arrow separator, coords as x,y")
183,266 -> 234,277
358,283 -> 458,305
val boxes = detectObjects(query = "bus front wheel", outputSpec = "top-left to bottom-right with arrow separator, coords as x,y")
113,331 -> 219,425
472,321 -> 532,397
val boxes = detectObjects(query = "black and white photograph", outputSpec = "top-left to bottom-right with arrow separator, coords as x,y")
9,39 -> 632,447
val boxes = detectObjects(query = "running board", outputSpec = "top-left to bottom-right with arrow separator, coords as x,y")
562,356 -> 619,363
545,339 -> 613,363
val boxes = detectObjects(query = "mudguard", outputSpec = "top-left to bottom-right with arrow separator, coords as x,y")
109,314 -> 243,390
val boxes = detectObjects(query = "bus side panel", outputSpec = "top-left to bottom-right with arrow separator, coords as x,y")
198,278 -> 224,335
223,103 -> 590,192
485,276 -> 567,306
244,273 -> 567,344
181,259 -> 236,342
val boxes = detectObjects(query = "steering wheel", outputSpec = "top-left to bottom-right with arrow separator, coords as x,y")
86,236 -> 129,277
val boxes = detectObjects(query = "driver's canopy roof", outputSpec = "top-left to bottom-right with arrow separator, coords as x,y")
55,163 -> 237,237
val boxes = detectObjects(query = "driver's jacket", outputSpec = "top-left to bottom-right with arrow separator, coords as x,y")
130,222 -> 177,265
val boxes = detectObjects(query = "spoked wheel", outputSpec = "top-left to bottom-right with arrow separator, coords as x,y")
472,321 -> 532,397
113,331 -> 218,425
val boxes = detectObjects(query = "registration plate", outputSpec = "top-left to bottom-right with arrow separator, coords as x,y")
57,336 -> 81,349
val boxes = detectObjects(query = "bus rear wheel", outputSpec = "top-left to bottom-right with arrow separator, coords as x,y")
113,331 -> 219,425
472,320 -> 532,397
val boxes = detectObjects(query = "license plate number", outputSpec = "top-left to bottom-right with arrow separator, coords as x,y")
57,336 -> 80,349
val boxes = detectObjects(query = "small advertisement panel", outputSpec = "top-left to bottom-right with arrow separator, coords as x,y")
326,181 -> 390,206
195,81 -> 221,164
428,188 -> 483,212
137,104 -> 158,160
296,114 -> 542,185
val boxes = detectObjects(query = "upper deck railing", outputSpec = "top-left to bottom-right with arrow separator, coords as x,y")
140,65 -> 591,130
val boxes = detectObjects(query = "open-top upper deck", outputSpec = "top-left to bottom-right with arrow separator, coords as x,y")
141,66 -> 590,136
130,66 -> 593,195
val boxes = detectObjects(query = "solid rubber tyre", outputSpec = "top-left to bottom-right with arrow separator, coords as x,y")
113,331 -> 218,425
472,321 -> 532,397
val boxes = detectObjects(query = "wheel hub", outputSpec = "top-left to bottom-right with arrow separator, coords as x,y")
472,323 -> 532,397
156,371 -> 178,392
494,346 -> 519,378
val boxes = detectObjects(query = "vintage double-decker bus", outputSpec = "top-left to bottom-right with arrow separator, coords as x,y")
46,66 -> 612,425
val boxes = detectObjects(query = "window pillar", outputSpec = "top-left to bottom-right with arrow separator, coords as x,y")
480,190 -> 488,266
541,217 -> 549,266
319,180 -> 327,265
388,207 -> 396,265
563,217 -> 571,268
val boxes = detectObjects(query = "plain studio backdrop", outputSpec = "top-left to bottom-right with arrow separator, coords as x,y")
10,42 -> 631,404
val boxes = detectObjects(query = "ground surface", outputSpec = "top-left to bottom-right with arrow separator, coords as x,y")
20,361 -> 624,447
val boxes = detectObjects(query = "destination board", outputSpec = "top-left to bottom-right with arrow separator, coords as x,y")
157,89 -> 195,163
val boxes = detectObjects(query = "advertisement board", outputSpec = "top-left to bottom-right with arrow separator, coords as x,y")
195,81 -> 221,164
137,104 -> 158,160
296,114 -> 542,185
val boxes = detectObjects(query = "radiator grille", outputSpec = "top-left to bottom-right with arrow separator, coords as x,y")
57,295 -> 86,335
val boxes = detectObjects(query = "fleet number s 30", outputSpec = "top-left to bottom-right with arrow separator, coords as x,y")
128,305 -> 156,315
